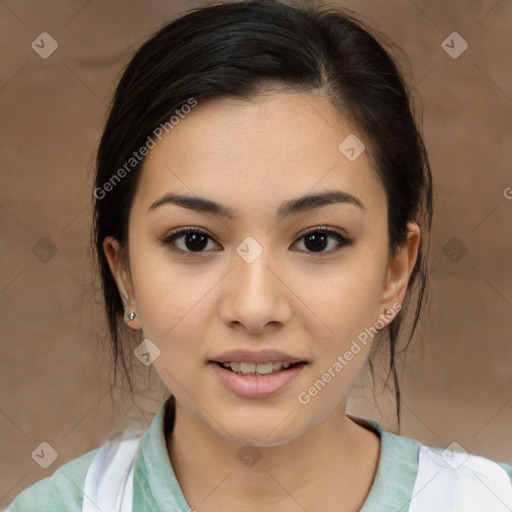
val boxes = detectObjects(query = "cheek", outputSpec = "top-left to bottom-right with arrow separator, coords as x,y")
296,269 -> 382,415
299,254 -> 385,351
132,262 -> 214,391
127,261 -> 211,391
130,246 -> 216,340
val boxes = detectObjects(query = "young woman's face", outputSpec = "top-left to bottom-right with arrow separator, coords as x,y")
106,91 -> 419,446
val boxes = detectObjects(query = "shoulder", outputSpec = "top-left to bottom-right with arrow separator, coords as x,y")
367,417 -> 512,482
378,422 -> 512,488
4,447 -> 99,512
356,417 -> 512,511
361,420 -> 424,510
410,444 -> 512,511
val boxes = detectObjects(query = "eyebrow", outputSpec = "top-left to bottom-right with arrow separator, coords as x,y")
148,189 -> 365,218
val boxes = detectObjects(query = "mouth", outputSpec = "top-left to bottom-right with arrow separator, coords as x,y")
208,350 -> 309,398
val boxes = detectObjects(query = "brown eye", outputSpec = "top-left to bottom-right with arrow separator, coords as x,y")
162,227 -> 219,253
293,227 -> 353,254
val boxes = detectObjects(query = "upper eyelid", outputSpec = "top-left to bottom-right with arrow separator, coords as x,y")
164,225 -> 348,237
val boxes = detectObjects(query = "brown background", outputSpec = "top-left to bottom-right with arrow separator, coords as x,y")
1,0 -> 511,508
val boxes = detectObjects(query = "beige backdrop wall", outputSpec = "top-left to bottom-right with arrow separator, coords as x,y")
1,0 -> 511,507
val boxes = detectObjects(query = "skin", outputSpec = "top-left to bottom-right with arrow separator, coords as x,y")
104,91 -> 420,511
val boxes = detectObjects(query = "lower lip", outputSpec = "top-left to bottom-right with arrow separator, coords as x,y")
209,362 -> 307,398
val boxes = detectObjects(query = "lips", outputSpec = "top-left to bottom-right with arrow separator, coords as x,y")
209,361 -> 307,398
208,349 -> 308,397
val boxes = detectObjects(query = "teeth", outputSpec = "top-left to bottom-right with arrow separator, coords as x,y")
230,362 -> 241,372
220,361 -> 295,375
254,363 -> 273,374
240,362 -> 256,374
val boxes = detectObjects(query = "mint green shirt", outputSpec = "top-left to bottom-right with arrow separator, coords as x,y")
6,400 -> 512,511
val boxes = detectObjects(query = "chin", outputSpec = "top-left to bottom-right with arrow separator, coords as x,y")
211,408 -> 306,448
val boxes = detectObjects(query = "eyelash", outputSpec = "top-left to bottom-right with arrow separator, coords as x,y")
160,225 -> 353,256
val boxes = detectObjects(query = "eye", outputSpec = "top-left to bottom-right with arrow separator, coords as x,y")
161,227 -> 219,254
292,226 -> 354,254
161,225 -> 353,256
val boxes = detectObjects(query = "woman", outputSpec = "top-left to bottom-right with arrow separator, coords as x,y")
6,1 -> 512,511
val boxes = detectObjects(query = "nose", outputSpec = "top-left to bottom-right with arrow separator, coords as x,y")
218,247 -> 292,334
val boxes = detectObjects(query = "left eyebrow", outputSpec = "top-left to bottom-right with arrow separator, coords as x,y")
148,189 -> 366,218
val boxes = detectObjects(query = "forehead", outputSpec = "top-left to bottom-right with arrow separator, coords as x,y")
132,92 -> 386,220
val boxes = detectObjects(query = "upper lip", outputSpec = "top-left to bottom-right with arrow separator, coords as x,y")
210,349 -> 307,365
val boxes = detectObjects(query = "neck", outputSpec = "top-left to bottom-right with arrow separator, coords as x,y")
165,398 -> 381,512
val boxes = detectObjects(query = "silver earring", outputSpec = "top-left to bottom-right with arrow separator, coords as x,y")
124,311 -> 138,323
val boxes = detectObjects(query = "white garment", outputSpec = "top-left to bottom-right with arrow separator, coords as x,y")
409,445 -> 512,511
82,436 -> 512,512
82,432 -> 144,512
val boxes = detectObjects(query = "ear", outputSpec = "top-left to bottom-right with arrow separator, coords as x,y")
103,236 -> 142,331
378,221 -> 421,324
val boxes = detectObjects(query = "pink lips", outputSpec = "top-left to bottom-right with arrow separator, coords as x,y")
209,349 -> 308,398
209,361 -> 307,398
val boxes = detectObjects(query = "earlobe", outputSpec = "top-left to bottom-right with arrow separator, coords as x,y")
378,222 -> 421,325
102,236 -> 142,331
